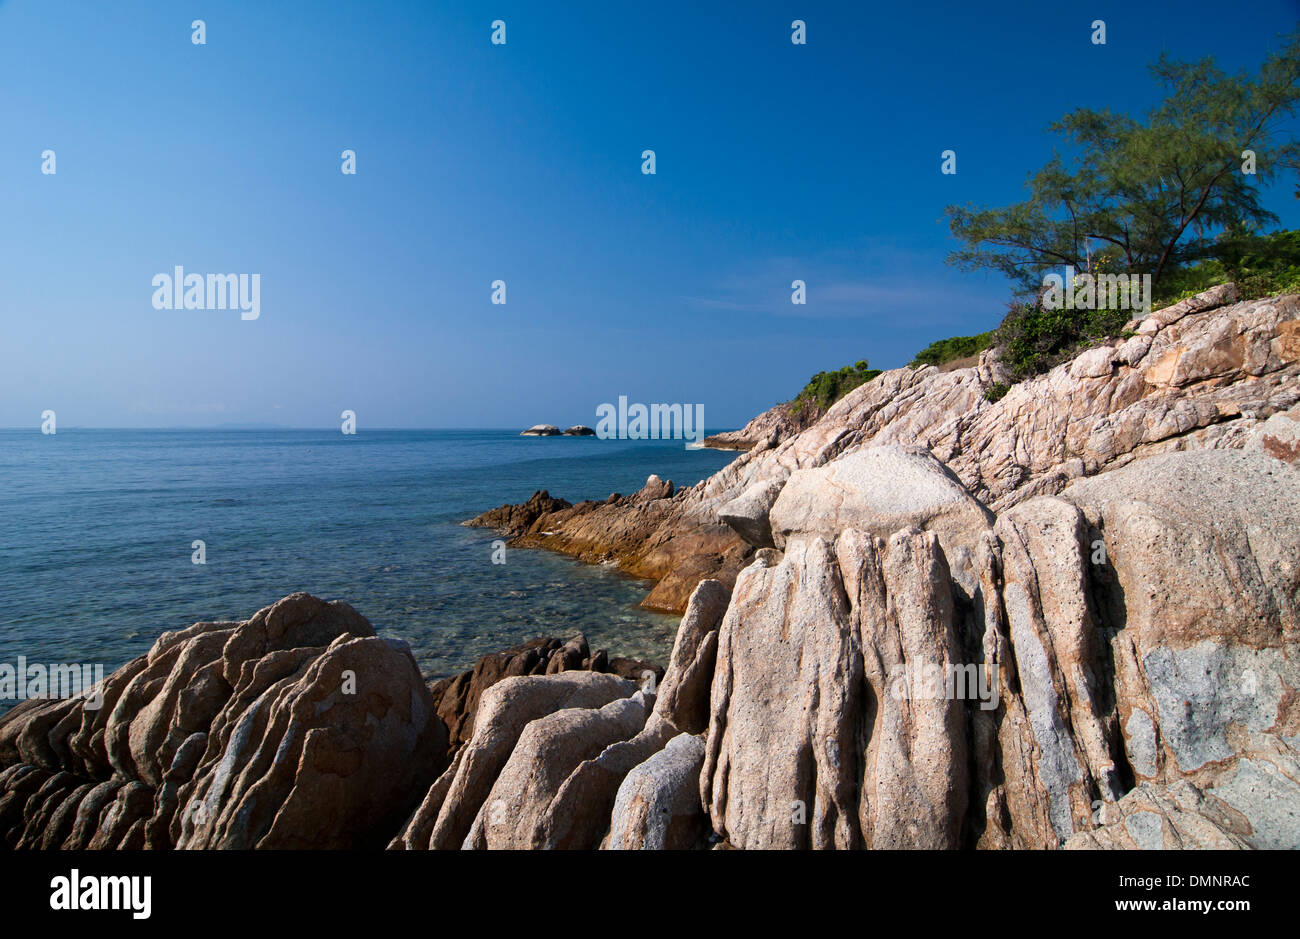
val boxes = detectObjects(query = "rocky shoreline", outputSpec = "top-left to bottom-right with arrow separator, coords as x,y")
2,285 -> 1298,850
472,284 -> 1300,614
465,475 -> 750,612
700,399 -> 822,451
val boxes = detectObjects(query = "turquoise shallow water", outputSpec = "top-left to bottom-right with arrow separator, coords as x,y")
0,429 -> 737,706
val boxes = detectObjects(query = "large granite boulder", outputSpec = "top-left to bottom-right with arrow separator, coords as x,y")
176,635 -> 446,849
0,594 -> 442,850
768,446 -> 994,594
697,447 -> 1300,850
464,691 -> 654,849
718,477 -> 787,549
390,671 -> 638,850
606,733 -> 708,849
701,536 -> 865,849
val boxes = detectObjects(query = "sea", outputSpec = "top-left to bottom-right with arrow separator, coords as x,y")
0,429 -> 738,711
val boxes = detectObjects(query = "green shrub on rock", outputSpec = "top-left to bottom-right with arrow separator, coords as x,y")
790,360 -> 883,414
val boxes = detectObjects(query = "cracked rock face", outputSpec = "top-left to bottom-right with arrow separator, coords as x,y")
606,733 -> 708,850
470,288 -> 1300,614
701,535 -> 866,850
464,691 -> 654,849
695,450 -> 1300,849
392,579 -> 730,851
769,445 -> 994,551
4,288 -> 1299,852
1056,452 -> 1300,849
392,670 -> 641,850
0,594 -> 445,850
175,634 -> 447,849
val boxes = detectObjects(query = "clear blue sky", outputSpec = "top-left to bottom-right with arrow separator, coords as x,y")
2,0 -> 1298,429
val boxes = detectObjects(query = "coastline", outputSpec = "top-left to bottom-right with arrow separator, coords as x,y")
465,477 -> 752,614
3,286 -> 1299,852
469,287 -> 1300,617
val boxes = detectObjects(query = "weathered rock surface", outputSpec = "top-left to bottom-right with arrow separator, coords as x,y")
698,448 -> 1300,849
475,288 -> 1300,614
635,474 -> 674,503
464,691 -> 654,849
0,593 -> 443,850
427,633 -> 663,753
768,445 -> 994,581
1245,404 -> 1300,464
7,286 -> 1300,852
606,733 -> 708,849
718,477 -> 787,549
652,580 -> 730,735
703,399 -> 819,451
464,489 -> 572,537
1053,452 -> 1300,849
701,536 -> 865,849
390,671 -> 639,850
521,424 -> 561,436
392,579 -> 729,851
468,475 -> 750,613
176,634 -> 446,849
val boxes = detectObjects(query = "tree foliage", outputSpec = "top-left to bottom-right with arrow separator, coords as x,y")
945,30 -> 1300,292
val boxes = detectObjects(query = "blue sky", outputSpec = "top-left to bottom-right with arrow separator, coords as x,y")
2,0 -> 1298,429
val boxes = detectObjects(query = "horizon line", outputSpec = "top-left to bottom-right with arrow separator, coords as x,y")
0,425 -> 740,433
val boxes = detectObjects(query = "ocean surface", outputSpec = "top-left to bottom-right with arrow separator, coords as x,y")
0,429 -> 738,708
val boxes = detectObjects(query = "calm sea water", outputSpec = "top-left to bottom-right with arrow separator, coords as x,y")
0,429 -> 737,704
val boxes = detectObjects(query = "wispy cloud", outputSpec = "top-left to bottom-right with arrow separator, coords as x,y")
681,251 -> 988,320
130,400 -> 229,416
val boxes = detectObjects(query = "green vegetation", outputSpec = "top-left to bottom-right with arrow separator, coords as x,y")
910,331 -> 996,368
989,229 -> 1300,381
1157,228 -> 1300,305
802,24 -> 1300,409
804,226 -> 1300,402
995,301 -> 1130,381
944,30 -> 1300,293
790,360 -> 882,413
805,33 -> 1300,407
984,382 -> 1009,403
926,31 -> 1300,387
